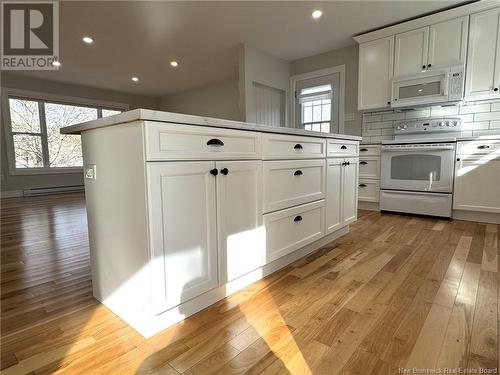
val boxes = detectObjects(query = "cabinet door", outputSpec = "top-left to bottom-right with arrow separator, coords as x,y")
326,159 -> 343,234
342,158 -> 359,226
358,36 -> 394,110
428,16 -> 468,68
148,162 -> 218,314
466,8 -> 500,101
453,158 -> 500,213
394,27 -> 429,76
216,161 -> 265,282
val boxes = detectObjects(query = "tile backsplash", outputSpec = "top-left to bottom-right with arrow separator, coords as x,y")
361,99 -> 500,143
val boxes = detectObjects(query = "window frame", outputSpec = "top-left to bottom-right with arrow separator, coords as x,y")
2,88 -> 129,175
290,65 -> 345,134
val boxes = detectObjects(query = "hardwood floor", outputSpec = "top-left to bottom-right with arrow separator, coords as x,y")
1,193 -> 498,374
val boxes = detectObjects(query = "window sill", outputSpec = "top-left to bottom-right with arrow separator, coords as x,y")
9,167 -> 83,176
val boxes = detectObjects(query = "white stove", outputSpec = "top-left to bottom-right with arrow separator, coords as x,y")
380,118 -> 462,218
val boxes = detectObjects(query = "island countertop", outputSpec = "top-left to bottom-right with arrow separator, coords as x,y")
60,108 -> 362,141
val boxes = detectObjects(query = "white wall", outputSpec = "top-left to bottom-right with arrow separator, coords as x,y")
159,79 -> 241,121
290,44 -> 361,136
239,44 -> 290,126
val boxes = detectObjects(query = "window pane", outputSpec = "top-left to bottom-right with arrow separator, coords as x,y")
321,123 -> 330,133
102,109 -> 122,117
13,134 -> 43,168
9,98 -> 41,133
45,103 -> 97,167
322,103 -> 331,121
300,84 -> 331,95
313,105 -> 322,122
303,104 -> 312,123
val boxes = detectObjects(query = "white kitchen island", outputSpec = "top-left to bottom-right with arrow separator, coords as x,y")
61,109 -> 361,338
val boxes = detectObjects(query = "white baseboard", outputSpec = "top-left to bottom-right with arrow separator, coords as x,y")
1,190 -> 23,199
453,210 -> 500,224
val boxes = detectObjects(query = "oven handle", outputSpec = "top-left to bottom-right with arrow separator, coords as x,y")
382,146 -> 455,152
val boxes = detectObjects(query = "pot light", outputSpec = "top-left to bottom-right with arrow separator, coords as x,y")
82,36 -> 94,44
52,60 -> 61,67
312,10 -> 322,19
131,77 -> 139,82
170,61 -> 179,67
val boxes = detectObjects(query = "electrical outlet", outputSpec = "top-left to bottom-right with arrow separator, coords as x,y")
85,164 -> 96,180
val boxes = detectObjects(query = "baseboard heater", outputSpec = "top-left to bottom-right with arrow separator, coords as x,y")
23,185 -> 85,196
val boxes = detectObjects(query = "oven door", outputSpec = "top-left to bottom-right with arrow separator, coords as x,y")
391,71 -> 448,108
381,144 -> 455,193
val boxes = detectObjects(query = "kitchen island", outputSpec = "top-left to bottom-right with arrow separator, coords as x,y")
62,109 -> 361,337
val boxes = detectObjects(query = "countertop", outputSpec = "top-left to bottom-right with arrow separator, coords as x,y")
60,108 -> 362,141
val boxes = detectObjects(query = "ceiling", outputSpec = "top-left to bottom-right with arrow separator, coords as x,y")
11,1 -> 468,97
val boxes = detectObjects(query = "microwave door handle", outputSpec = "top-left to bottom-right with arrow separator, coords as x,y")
442,73 -> 449,96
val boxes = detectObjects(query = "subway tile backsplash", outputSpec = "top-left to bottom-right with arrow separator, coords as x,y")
361,100 -> 500,143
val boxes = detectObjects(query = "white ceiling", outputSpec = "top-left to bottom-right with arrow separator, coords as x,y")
12,1 -> 468,97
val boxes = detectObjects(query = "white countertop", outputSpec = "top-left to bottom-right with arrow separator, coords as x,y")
60,108 -> 362,141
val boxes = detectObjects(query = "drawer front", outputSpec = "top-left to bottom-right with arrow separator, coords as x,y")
358,179 -> 380,202
457,140 -> 500,156
359,157 -> 380,179
145,121 -> 261,160
359,144 -> 381,156
264,200 -> 325,263
262,134 -> 326,159
263,159 -> 326,213
327,140 -> 359,157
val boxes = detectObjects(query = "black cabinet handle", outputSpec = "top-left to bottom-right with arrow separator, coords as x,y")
294,170 -> 303,176
456,158 -> 461,161
477,145 -> 490,149
494,88 -> 499,92
210,168 -> 218,176
294,144 -> 303,150
427,64 -> 432,68
360,161 -> 368,165
387,101 -> 391,105
207,138 -> 224,146
346,161 -> 350,165
341,145 -> 347,150
422,65 -> 426,69
360,148 -> 368,152
293,215 -> 302,222
220,168 -> 229,175
341,162 -> 346,166
359,184 -> 367,187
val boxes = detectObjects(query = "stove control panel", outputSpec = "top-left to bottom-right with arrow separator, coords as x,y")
393,117 -> 462,135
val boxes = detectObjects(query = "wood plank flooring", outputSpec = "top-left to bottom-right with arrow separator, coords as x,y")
1,193 -> 498,374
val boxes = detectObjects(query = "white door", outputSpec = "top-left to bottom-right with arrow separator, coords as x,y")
326,158 -> 343,234
358,36 -> 394,110
428,16 -> 468,68
466,7 -> 500,101
342,158 -> 359,226
216,161 -> 265,282
453,157 -> 500,213
394,27 -> 429,76
147,162 -> 218,313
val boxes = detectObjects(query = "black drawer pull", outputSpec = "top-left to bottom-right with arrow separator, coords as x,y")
477,145 -> 490,149
360,161 -> 368,165
294,170 -> 303,176
341,145 -> 347,150
293,215 -> 302,222
220,168 -> 229,175
207,138 -> 224,146
456,158 -> 461,161
210,168 -> 218,176
359,184 -> 367,187
360,148 -> 368,152
294,144 -> 303,150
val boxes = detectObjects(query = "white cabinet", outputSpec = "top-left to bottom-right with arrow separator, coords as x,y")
148,162 -> 218,313
216,161 -> 265,282
326,158 -> 359,234
358,36 -> 394,110
394,27 -> 429,76
465,7 -> 500,101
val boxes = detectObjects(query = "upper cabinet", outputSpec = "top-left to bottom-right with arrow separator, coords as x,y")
358,36 -> 394,111
465,8 -> 500,101
394,27 -> 429,76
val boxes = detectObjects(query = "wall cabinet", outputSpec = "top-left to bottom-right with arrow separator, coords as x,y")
394,27 -> 429,76
358,36 -> 394,110
465,8 -> 500,101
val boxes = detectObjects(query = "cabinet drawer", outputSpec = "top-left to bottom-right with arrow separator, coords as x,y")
264,200 -> 325,263
457,140 -> 500,156
359,144 -> 381,156
327,140 -> 359,157
145,121 -> 261,160
263,159 -> 326,213
359,157 -> 380,179
262,134 -> 326,159
358,179 -> 380,202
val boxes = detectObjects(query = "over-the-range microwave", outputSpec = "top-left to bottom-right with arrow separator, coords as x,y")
391,64 -> 465,108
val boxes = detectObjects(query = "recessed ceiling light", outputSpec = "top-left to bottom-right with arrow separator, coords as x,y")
52,60 -> 61,67
131,77 -> 139,82
170,61 -> 179,67
82,36 -> 94,44
312,10 -> 322,19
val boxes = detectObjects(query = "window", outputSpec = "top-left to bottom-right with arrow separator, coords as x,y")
6,96 -> 124,172
298,84 -> 332,133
